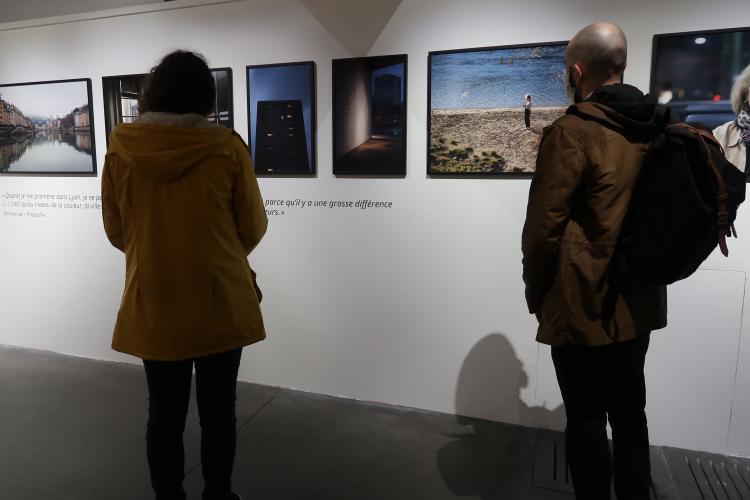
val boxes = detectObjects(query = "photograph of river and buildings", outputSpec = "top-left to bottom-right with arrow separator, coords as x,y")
0,79 -> 94,174
102,68 -> 234,143
333,55 -> 407,176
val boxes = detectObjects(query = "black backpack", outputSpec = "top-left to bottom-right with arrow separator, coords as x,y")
616,115 -> 746,286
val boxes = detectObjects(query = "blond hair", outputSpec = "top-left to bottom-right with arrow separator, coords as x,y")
731,63 -> 750,113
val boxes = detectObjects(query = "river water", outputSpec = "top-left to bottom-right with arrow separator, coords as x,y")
0,132 -> 94,173
431,44 -> 568,110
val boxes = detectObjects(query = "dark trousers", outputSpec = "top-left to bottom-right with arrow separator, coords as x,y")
525,108 -> 531,128
143,348 -> 242,500
552,335 -> 651,500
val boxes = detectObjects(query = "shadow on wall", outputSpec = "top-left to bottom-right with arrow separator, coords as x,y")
454,333 -> 565,427
436,333 -> 566,498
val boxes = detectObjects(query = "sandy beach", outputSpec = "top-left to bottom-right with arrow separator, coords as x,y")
430,107 -> 566,174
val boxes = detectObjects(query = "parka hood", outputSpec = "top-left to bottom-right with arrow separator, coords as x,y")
568,84 -> 664,140
107,112 -> 234,182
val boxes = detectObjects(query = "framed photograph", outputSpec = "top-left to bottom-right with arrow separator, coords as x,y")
651,27 -> 750,129
333,54 -> 408,176
0,78 -> 96,175
102,67 -> 234,144
428,42 -> 568,176
247,61 -> 316,176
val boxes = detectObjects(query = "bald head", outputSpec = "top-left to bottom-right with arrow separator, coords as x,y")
567,22 -> 628,81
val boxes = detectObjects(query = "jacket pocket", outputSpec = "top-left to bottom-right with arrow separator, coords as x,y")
560,236 -> 614,324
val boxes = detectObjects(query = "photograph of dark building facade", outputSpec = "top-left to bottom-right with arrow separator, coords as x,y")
102,68 -> 234,143
247,62 -> 316,175
333,54 -> 407,176
254,100 -> 309,173
0,79 -> 95,175
374,73 -> 402,133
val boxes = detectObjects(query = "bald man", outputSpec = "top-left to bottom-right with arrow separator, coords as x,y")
522,22 -> 667,500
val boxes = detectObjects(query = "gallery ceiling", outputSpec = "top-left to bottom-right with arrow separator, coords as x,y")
0,0 -> 161,24
298,0 -> 404,56
1,0 -> 405,54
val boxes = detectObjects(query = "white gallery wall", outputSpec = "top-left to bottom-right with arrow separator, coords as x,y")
0,0 -> 749,457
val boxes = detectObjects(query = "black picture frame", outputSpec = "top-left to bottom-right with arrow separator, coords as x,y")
332,54 -> 408,177
650,26 -> 750,125
102,72 -> 146,144
246,61 -> 317,177
102,67 -> 235,145
427,41 -> 568,178
0,78 -> 97,176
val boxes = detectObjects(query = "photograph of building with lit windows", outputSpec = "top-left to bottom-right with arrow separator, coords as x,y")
333,54 -> 407,176
0,79 -> 94,174
247,62 -> 316,175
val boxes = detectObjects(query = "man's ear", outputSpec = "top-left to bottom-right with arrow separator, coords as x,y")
568,64 -> 583,88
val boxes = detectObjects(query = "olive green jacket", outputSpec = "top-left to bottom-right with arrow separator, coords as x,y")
522,94 -> 667,346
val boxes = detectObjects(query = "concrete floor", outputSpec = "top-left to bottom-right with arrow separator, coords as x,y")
0,346 -> 747,500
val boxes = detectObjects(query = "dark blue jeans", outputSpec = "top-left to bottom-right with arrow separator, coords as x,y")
143,348 -> 242,500
552,335 -> 651,500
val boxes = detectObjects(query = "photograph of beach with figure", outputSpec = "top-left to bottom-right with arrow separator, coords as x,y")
429,42 -> 568,175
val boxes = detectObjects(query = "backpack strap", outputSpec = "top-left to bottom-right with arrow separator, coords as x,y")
669,123 -> 733,256
653,104 -> 672,129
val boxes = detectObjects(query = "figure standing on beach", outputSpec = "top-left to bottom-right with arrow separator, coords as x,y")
523,94 -> 532,128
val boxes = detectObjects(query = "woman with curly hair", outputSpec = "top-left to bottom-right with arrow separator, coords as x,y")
102,50 -> 266,500
714,63 -> 750,174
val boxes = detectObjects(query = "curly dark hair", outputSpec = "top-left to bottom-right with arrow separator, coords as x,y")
140,50 -> 216,116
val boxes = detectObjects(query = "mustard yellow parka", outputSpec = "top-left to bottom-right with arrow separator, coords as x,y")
102,114 -> 267,361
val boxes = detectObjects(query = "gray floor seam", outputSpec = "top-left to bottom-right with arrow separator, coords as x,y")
186,458 -> 203,476
185,388 -> 283,477
236,388 -> 283,432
